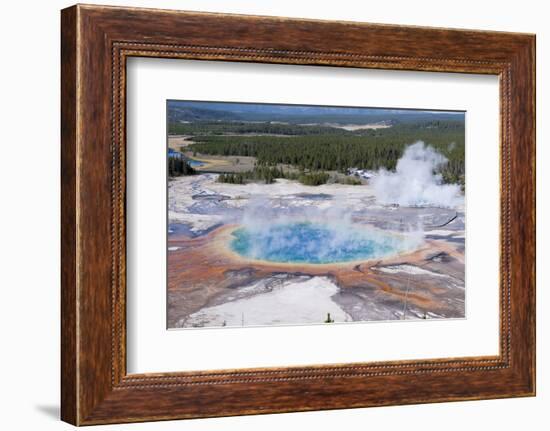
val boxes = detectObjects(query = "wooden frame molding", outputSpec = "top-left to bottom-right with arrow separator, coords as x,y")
61,4 -> 535,425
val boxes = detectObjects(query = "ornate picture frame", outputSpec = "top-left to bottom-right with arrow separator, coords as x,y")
61,4 -> 535,425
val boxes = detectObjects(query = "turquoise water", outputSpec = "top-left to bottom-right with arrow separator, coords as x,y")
230,222 -> 411,264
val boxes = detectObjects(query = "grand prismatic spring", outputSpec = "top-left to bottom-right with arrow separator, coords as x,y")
166,102 -> 466,329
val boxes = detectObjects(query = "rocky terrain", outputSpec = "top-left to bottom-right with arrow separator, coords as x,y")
167,174 -> 465,329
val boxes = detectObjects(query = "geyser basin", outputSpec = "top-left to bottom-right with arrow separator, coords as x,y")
230,222 -> 419,264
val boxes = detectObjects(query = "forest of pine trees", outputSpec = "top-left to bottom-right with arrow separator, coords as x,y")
168,120 -> 355,136
217,166 -> 335,186
218,166 -> 298,185
168,157 -> 196,177
184,120 -> 464,185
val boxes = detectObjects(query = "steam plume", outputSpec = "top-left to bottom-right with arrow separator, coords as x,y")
371,141 -> 462,208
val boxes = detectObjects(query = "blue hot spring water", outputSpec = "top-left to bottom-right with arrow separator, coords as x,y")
230,222 -> 412,264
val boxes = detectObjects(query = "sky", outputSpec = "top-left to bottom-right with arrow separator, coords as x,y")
168,100 -> 465,119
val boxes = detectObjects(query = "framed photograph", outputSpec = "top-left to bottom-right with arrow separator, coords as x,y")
61,4 -> 536,425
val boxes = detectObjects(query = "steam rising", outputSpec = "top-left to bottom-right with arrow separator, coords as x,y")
230,193 -> 424,264
371,141 -> 463,208
231,222 -> 422,264
217,141 -> 463,263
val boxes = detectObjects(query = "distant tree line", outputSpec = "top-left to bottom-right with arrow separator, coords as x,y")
218,166 -> 296,185
189,121 -> 465,185
217,166 -> 364,186
217,166 -> 335,186
168,120 -> 357,136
